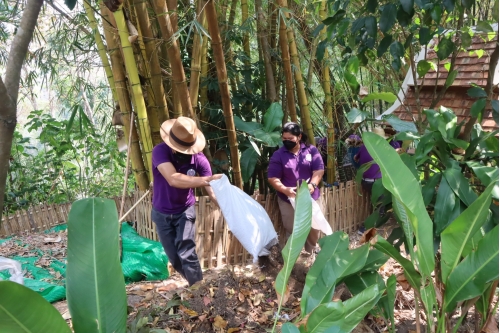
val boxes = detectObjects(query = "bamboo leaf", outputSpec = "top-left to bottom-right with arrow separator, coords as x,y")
262,102 -> 284,133
441,183 -> 495,282
444,225 -> 499,312
275,182 -> 312,306
0,281 -> 71,333
361,92 -> 397,103
66,198 -> 127,333
364,132 -> 435,277
301,232 -> 349,314
240,148 -> 259,183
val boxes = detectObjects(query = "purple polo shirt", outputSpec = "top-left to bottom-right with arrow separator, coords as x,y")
152,143 -> 212,214
357,140 -> 400,179
268,143 -> 324,202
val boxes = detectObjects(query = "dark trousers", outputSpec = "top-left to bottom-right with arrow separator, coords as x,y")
361,179 -> 386,216
151,206 -> 202,286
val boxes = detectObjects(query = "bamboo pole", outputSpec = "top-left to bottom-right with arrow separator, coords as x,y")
134,0 -> 170,124
101,4 -> 150,190
153,0 -> 195,119
255,0 -> 277,102
199,32 -> 209,121
320,0 -> 336,183
204,0 -> 243,189
241,0 -> 252,94
278,0 -> 315,144
189,0 -> 207,109
83,0 -> 117,103
112,7 -> 155,180
120,112 -> 134,218
277,3 -> 296,122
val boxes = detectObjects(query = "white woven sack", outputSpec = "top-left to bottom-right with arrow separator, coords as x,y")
210,175 -> 278,262
289,197 -> 333,235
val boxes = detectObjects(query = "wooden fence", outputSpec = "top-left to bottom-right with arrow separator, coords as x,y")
0,181 -> 370,268
0,197 -> 135,237
133,181 -> 370,268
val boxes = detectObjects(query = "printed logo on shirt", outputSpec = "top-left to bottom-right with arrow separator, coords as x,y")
187,169 -> 196,176
306,153 -> 312,162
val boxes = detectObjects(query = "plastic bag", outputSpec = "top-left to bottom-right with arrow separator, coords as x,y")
289,197 -> 333,235
0,256 -> 24,285
210,175 -> 278,262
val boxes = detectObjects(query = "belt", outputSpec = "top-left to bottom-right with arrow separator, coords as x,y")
362,178 -> 376,182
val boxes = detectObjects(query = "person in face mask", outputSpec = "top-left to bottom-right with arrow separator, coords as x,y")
152,117 -> 223,286
267,122 -> 325,255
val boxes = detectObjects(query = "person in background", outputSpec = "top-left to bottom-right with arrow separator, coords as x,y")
354,127 -> 401,234
152,117 -> 222,286
268,122 -> 325,255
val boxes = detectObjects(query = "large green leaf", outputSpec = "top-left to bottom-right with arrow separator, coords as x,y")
421,173 -> 441,206
340,284 -> 382,331
303,245 -> 369,314
67,198 -> 127,333
392,196 -> 415,258
282,322 -> 301,333
436,37 -> 455,60
233,116 -> 262,135
466,161 -> 499,199
359,250 -> 389,273
470,98 -> 486,118
440,183 -> 495,282
417,60 -> 432,77
363,132 -> 435,277
442,168 -> 478,206
240,148 -> 259,183
253,129 -> 281,147
301,232 -> 350,314
434,176 -> 458,234
383,115 -> 418,133
275,182 -> 312,306
361,92 -> 397,104
377,35 -> 393,57
0,281 -> 71,333
385,275 -> 397,332
400,0 -> 414,14
262,102 -> 284,133
304,301 -> 345,333
346,108 -> 369,123
444,225 -> 499,312
372,236 -> 421,290
380,4 -> 397,32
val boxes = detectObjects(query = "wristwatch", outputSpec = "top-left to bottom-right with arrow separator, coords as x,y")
310,182 -> 317,189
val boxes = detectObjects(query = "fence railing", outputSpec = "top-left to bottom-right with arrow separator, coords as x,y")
0,181 -> 370,269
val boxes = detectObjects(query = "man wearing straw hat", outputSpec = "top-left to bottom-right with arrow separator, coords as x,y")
152,116 -> 222,286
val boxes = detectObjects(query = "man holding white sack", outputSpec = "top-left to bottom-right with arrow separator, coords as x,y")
152,117 -> 222,286
268,122 -> 325,255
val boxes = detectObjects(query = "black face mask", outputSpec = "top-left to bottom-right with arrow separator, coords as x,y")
174,152 -> 192,165
283,140 -> 298,150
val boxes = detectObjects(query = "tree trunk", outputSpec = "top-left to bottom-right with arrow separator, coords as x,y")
111,7 -> 155,180
255,0 -> 278,102
279,0 -> 315,144
204,0 -> 242,189
277,4 -> 296,122
101,4 -> 150,190
189,0 -> 207,110
0,0 -> 44,221
153,0 -> 196,119
134,0 -> 170,124
320,0 -> 336,183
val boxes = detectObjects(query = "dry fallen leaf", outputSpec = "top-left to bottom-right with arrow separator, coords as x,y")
359,228 -> 377,244
198,314 -> 207,322
277,284 -> 291,306
238,292 -> 245,303
203,296 -> 211,306
143,291 -> 154,302
209,287 -> 215,297
140,284 -> 154,291
253,293 -> 263,307
179,305 -> 198,317
227,328 -> 240,333
258,274 -> 266,283
213,315 -> 228,329
43,235 -> 62,243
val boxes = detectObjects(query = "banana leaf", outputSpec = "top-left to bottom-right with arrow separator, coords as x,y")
363,132 -> 435,277
443,225 -> 499,312
275,182 -> 312,306
0,281 -> 71,333
441,183 -> 495,282
281,322 -> 301,333
66,198 -> 127,333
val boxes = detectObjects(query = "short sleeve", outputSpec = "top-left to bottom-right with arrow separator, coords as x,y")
310,146 -> 324,171
267,150 -> 283,179
152,143 -> 172,169
195,153 -> 212,177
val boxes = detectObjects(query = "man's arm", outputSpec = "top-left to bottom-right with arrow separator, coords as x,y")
157,162 -> 221,188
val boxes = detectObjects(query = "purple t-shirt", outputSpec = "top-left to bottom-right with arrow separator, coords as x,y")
357,140 -> 400,179
152,143 -> 212,214
268,143 -> 324,202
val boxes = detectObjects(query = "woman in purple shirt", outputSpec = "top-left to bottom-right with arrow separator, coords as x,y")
268,122 -> 325,254
152,117 -> 222,286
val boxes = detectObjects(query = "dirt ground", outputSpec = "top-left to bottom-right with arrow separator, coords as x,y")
2,223 -> 498,332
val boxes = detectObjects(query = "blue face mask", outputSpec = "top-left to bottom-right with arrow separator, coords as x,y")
283,139 -> 298,150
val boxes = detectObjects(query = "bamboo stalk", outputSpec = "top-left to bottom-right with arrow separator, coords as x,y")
204,0 -> 243,189
101,4 -> 150,190
278,0 -> 315,144
153,0 -> 195,119
241,0 -> 252,93
189,0 -> 207,109
134,0 -> 170,124
199,32 -> 209,121
120,112 -> 134,218
277,3 -> 296,121
83,0 -> 117,103
255,0 -> 277,102
113,7 -> 155,180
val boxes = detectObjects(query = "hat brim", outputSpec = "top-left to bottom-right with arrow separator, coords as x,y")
160,119 -> 206,154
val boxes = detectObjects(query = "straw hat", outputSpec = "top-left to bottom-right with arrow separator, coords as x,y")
372,127 -> 388,138
160,117 -> 206,154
